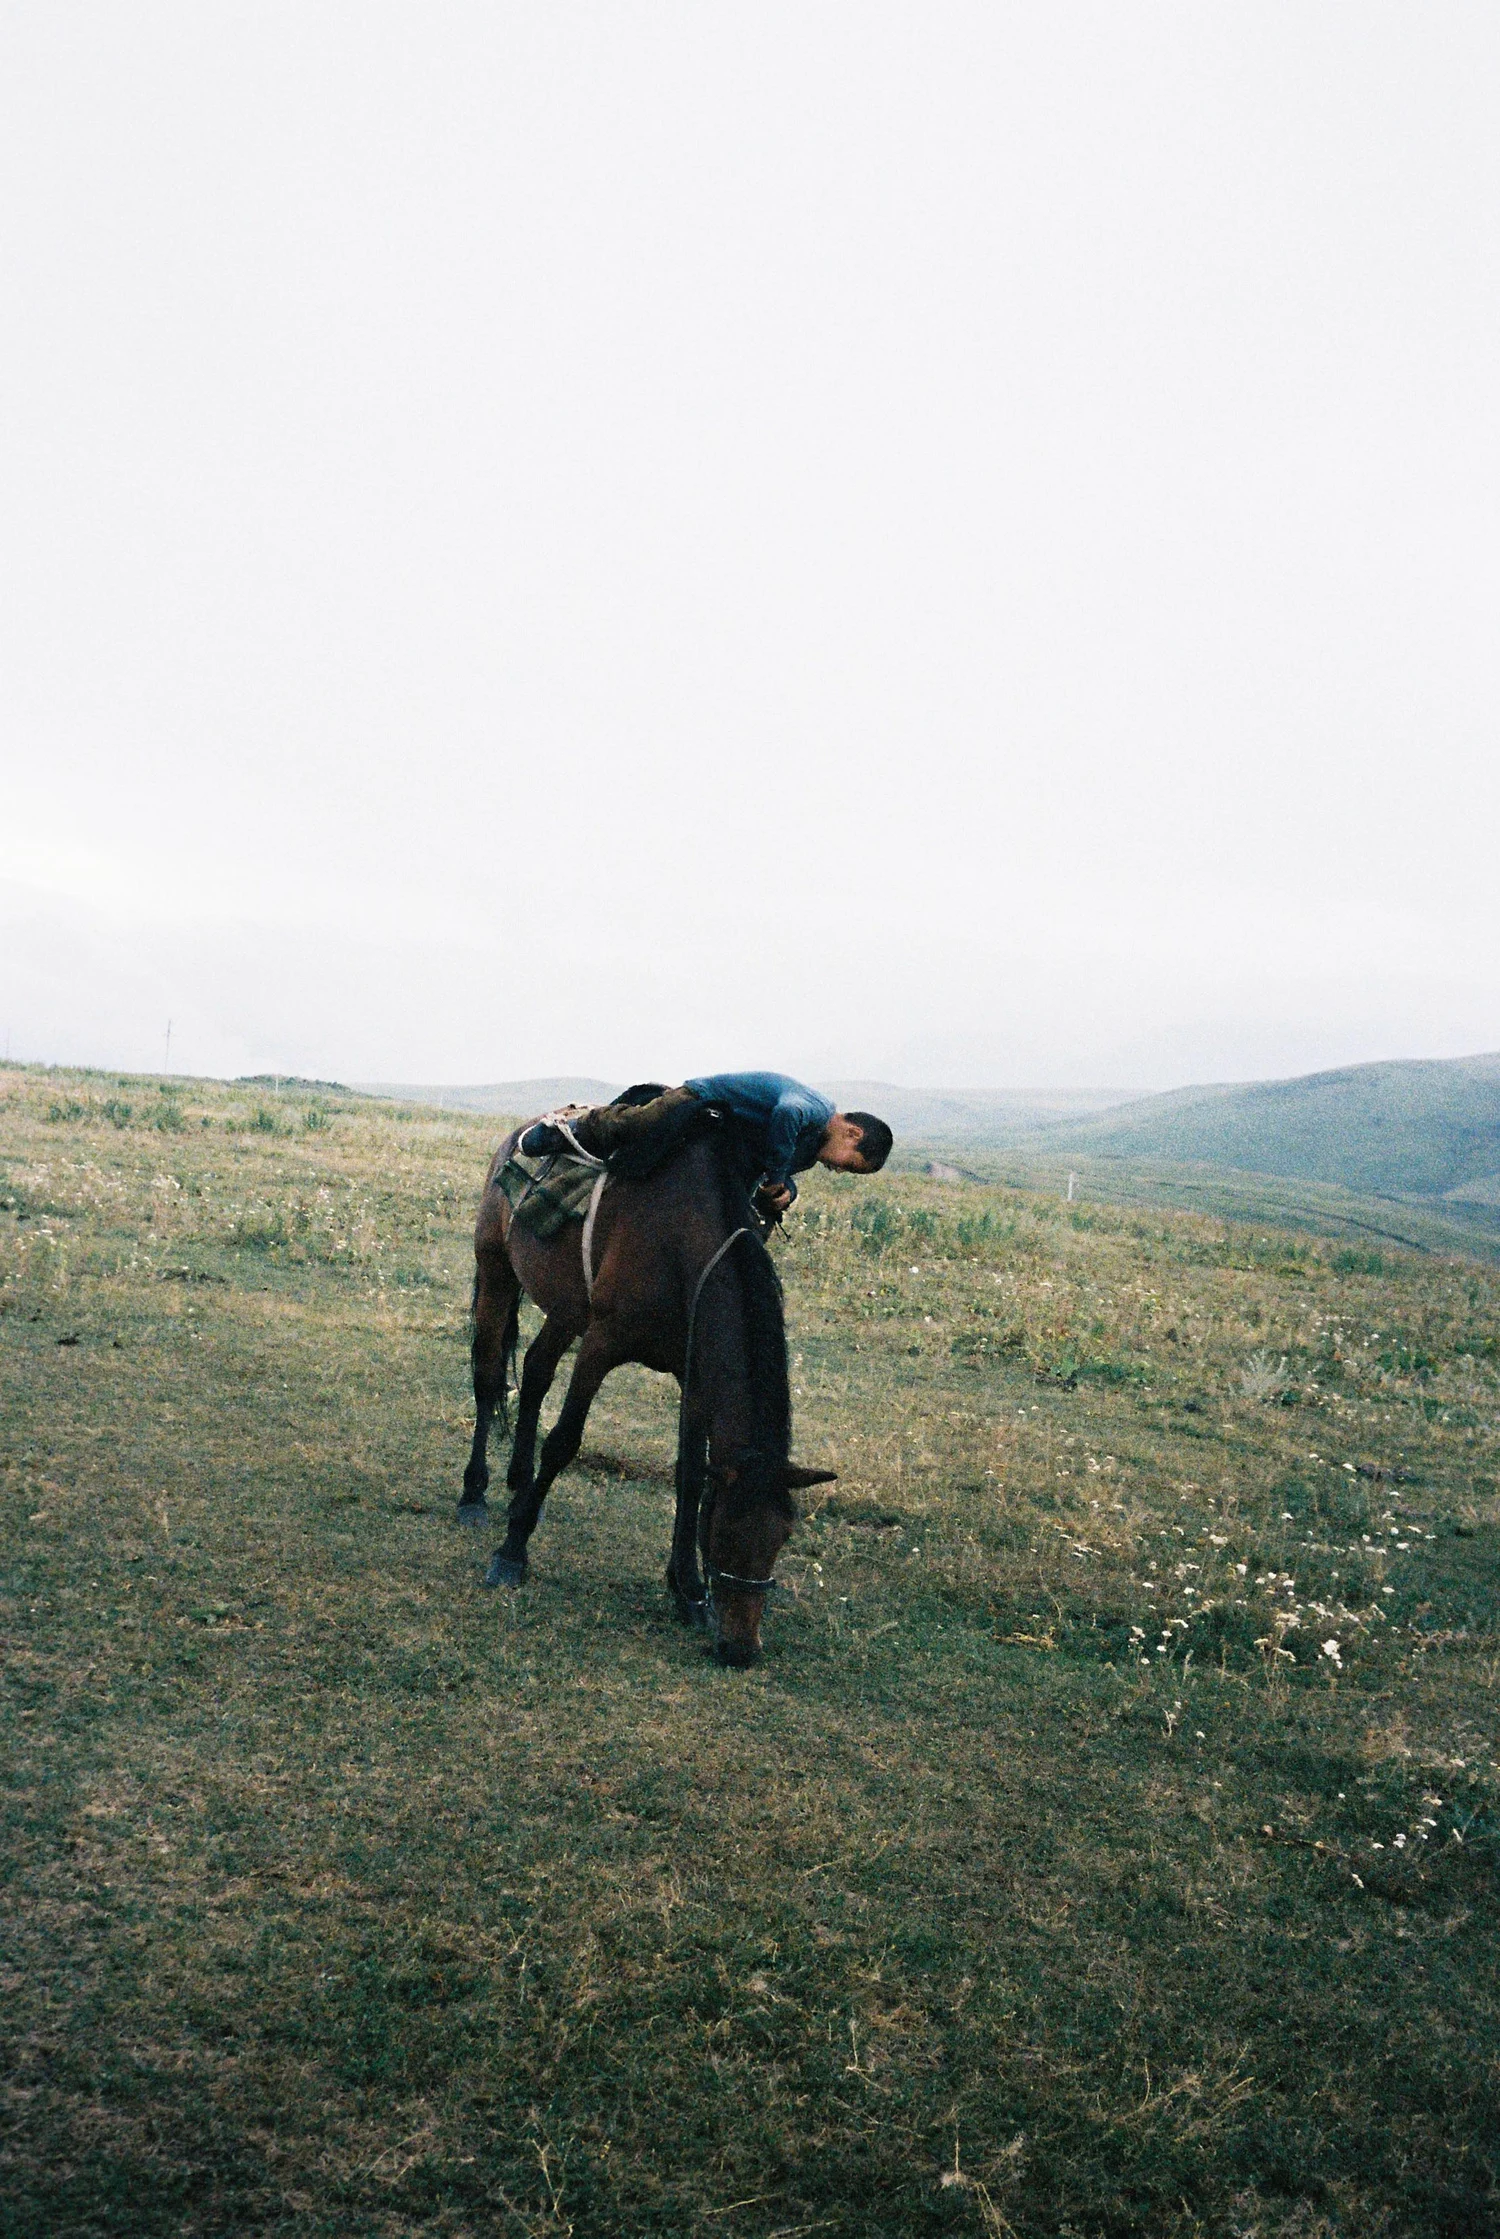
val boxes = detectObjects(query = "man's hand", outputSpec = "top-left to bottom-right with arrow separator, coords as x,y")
757,1181 -> 793,1217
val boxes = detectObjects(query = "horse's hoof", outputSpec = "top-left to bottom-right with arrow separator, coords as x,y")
666,1567 -> 710,1630
457,1498 -> 489,1529
484,1551 -> 527,1590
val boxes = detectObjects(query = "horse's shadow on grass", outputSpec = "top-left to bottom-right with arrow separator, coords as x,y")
488,1453 -> 686,1638
475,1449 -> 812,1662
574,1445 -> 675,1486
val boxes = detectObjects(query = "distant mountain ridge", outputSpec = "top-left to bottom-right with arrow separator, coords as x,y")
817,1081 -> 1127,1139
358,1076 -> 1126,1136
356,1077 -> 622,1116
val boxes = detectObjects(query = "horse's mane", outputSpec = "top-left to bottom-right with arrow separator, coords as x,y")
706,1136 -> 793,1506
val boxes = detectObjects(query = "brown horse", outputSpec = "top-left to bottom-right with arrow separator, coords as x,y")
460,1112 -> 832,1666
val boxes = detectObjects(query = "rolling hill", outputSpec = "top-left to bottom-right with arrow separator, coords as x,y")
973,1052 -> 1500,1255
1023,1053 -> 1500,1200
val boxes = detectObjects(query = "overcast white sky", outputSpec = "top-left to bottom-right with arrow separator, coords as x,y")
2,4 -> 1496,1092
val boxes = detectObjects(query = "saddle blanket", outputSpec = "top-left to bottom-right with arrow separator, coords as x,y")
496,1142 -> 602,1240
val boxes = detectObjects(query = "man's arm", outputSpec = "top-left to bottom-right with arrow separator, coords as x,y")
761,1085 -> 834,1204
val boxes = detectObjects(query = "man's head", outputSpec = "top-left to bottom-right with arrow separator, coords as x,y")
817,1110 -> 894,1174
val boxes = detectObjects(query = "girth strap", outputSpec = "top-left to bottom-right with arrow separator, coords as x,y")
581,1170 -> 609,1302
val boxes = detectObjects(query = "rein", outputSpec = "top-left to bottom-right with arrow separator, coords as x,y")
676,1220 -> 782,1609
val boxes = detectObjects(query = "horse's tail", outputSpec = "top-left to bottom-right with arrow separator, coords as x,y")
496,1277 -> 522,1432
472,1152 -> 524,1435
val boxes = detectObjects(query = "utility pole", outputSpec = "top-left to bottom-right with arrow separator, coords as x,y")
1066,1172 -> 1077,1203
164,1019 -> 172,1074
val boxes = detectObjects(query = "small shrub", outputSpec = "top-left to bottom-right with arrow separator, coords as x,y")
853,1200 -> 903,1256
954,1209 -> 1013,1254
249,1108 -> 280,1135
1182,1600 -> 1264,1669
153,1101 -> 187,1134
303,1106 -> 332,1134
231,1205 -> 290,1252
102,1099 -> 132,1128
950,1324 -> 1025,1361
1239,1349 -> 1289,1403
1375,1339 -> 1436,1381
1079,1357 -> 1147,1387
1332,1246 -> 1388,1275
46,1098 -> 88,1123
1273,1469 -> 1368,1531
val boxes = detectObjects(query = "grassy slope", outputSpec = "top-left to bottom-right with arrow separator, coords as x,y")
3,1065 -> 1499,2239
907,1147 -> 1500,1269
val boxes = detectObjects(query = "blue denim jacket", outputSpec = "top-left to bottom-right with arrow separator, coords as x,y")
683,1072 -> 835,1202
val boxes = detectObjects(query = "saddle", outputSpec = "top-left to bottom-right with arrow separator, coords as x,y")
499,1085 -> 751,1241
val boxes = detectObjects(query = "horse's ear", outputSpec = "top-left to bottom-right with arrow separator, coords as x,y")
781,1463 -> 837,1490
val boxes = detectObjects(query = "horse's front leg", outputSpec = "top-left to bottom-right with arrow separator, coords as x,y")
486,1325 -> 616,1588
666,1395 -> 710,1628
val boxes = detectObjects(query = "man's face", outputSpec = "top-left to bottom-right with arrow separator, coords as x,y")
817,1115 -> 872,1173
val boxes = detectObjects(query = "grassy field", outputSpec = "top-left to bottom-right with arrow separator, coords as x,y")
899,1148 -> 1500,1270
3,1063 -> 1499,2239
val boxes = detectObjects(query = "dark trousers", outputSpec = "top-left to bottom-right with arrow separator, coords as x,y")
571,1084 -> 701,1163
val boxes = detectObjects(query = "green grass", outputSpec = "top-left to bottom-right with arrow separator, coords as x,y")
4,1063 -> 1500,2237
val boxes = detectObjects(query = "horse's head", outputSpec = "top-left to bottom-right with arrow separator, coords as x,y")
702,1458 -> 836,1667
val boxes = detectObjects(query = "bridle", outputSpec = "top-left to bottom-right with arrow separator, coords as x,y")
703,1554 -> 782,1608
676,1218 -> 783,1616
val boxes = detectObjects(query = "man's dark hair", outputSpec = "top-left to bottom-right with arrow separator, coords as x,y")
845,1112 -> 893,1171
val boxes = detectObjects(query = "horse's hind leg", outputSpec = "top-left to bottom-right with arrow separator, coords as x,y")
487,1325 -> 615,1588
506,1314 -> 576,1498
460,1244 -> 521,1523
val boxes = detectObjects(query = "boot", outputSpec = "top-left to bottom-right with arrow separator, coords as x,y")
519,1121 -> 567,1158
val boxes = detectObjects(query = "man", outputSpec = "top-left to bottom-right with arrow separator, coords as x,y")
521,1071 -> 893,1214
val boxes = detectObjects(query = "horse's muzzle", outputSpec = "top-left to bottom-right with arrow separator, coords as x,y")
711,1634 -> 761,1669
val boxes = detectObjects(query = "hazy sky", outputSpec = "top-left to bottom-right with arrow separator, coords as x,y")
3,5 -> 1497,1091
